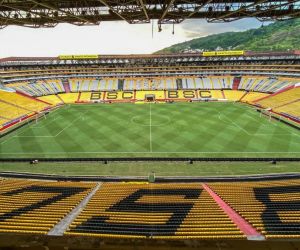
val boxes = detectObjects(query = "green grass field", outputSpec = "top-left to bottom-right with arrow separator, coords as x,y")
0,102 -> 299,158
0,161 -> 299,176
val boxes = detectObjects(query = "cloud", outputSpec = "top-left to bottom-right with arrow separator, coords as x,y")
180,18 -> 266,39
0,18 -> 268,57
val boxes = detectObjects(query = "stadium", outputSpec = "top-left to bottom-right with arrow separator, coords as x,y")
0,1 -> 300,249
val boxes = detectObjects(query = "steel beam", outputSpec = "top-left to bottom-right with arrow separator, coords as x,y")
28,0 -> 98,25
0,0 -> 300,27
158,0 -> 176,24
137,0 -> 149,20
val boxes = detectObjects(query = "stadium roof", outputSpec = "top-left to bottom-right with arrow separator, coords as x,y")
0,0 -> 300,29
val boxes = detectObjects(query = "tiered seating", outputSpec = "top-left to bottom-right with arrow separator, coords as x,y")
239,76 -> 297,93
6,82 -> 35,96
0,90 -> 48,112
0,179 -> 95,234
0,101 -> 33,125
38,95 -> 64,106
58,93 -> 79,103
79,92 -> 93,102
69,78 -> 117,92
66,77 -> 235,92
274,101 -> 300,118
35,79 -> 65,95
66,183 -> 243,239
7,80 -> 64,96
209,77 -> 234,89
0,90 -> 50,127
209,90 -> 224,99
5,76 -> 296,96
124,79 -> 136,90
255,87 -> 300,108
210,179 -> 300,239
240,92 -> 269,103
223,90 -> 245,101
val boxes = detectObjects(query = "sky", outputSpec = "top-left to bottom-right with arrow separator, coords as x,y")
0,18 -> 264,57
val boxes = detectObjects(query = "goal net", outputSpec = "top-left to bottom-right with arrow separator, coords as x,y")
33,105 -> 61,124
258,107 -> 277,122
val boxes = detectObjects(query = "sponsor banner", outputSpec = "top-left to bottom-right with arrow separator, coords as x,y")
58,55 -> 73,60
203,50 -> 244,56
203,51 -> 216,56
59,55 -> 99,60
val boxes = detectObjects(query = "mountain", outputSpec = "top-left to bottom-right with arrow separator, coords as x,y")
155,19 -> 300,54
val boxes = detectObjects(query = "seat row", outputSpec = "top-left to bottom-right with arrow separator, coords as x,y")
0,179 -> 95,234
209,179 -> 300,239
5,76 -> 299,97
65,183 -> 244,239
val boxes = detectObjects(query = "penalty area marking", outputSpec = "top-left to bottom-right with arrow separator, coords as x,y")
14,111 -> 88,139
218,112 -> 299,136
31,116 -> 63,129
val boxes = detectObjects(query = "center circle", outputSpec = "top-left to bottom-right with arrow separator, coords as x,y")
131,115 -> 171,126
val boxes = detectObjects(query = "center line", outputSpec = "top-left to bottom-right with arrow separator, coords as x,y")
149,103 -> 152,152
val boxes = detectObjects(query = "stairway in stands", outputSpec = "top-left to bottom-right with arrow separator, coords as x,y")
232,77 -> 241,90
62,79 -> 71,93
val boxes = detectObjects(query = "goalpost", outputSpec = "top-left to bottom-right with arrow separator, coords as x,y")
33,105 -> 62,125
34,111 -> 47,124
258,107 -> 276,122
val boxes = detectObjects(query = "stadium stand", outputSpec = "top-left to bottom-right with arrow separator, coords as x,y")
0,90 -> 50,127
238,77 -> 298,93
58,93 -> 79,104
223,90 -> 245,101
0,178 -> 297,241
0,101 -> 33,124
255,87 -> 300,108
209,179 -> 300,239
66,182 -> 244,239
9,80 -> 65,96
0,179 -> 95,234
37,95 -> 64,106
273,101 -> 300,118
209,90 -> 224,99
79,92 -> 94,102
0,90 -> 48,111
240,92 -> 269,103
5,76 -> 299,96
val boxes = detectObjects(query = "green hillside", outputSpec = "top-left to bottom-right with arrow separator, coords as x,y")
156,19 -> 300,54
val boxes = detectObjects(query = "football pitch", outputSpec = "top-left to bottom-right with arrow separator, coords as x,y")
1,102 -> 300,158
